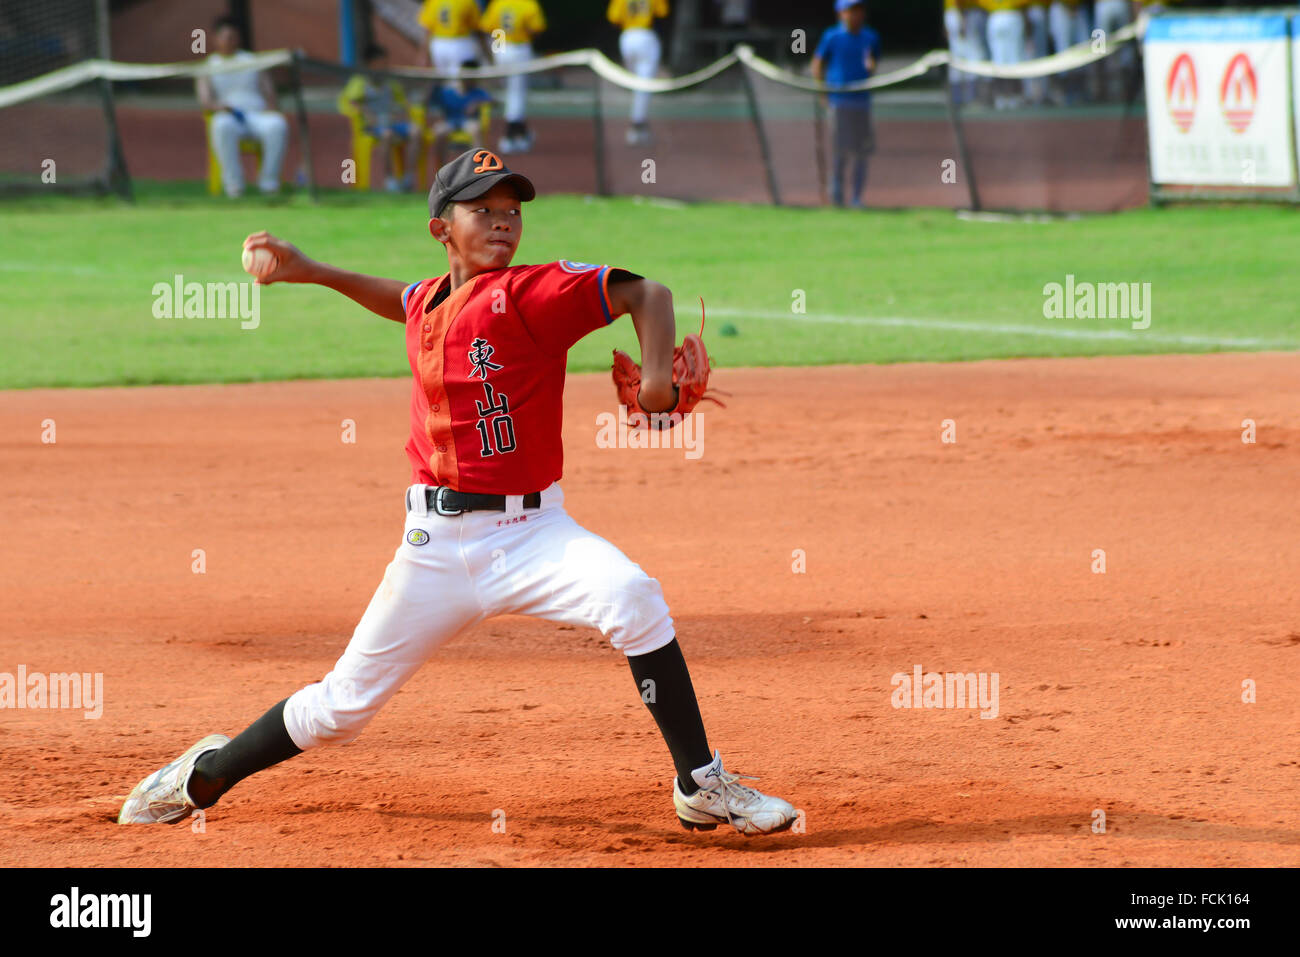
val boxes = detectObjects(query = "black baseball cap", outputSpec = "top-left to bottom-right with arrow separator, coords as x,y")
428,148 -> 536,219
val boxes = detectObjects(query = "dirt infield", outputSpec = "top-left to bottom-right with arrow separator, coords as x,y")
2,353 -> 1298,867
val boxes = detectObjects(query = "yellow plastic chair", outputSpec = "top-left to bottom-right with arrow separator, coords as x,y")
204,110 -> 264,196
408,103 -> 440,191
338,90 -> 415,190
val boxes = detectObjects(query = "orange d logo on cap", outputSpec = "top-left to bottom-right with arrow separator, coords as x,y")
473,150 -> 503,174
429,148 -> 537,219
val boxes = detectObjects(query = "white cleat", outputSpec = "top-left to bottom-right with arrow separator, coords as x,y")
673,750 -> 796,836
117,733 -> 230,824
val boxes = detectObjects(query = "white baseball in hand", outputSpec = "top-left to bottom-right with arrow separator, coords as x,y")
241,245 -> 278,280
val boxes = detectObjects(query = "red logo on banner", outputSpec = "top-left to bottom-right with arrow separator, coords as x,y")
1166,53 -> 1197,133
1220,52 -> 1257,134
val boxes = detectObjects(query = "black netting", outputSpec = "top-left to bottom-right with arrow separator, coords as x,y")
951,36 -> 1151,213
0,37 -> 1207,212
0,82 -> 113,193
747,62 -> 962,209
0,0 -> 102,85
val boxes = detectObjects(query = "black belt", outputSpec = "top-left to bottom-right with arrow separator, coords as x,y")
417,486 -> 542,517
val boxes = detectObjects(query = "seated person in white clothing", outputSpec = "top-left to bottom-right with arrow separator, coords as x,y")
196,16 -> 289,198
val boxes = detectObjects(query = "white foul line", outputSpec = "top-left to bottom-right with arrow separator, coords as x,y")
706,308 -> 1298,350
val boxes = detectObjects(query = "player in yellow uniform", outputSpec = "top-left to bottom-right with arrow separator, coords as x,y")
608,0 -> 669,145
1048,0 -> 1088,55
944,1 -> 973,105
1024,1 -> 1049,104
963,0 -> 991,106
1093,0 -> 1135,99
980,0 -> 1026,110
481,0 -> 546,154
1048,0 -> 1089,104
419,0 -> 484,77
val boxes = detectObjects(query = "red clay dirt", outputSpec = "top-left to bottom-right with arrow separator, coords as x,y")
2,354 -> 1298,867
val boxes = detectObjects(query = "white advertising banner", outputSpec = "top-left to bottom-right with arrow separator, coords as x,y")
1144,13 -> 1295,187
1294,15 -> 1300,173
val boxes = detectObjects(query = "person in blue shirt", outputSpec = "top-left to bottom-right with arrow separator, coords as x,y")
812,0 -> 882,208
425,60 -> 495,164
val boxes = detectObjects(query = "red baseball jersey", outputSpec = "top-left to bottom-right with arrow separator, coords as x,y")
399,260 -> 638,494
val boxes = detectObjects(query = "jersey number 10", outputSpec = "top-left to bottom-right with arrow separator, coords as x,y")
474,382 -> 517,456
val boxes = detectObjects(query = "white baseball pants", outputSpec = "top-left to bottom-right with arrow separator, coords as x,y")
964,7 -> 990,61
493,41 -> 534,123
1049,3 -> 1090,53
1094,0 -> 1135,70
1024,4 -> 1049,100
619,27 -> 661,125
283,483 -> 676,750
987,10 -> 1025,67
945,8 -> 967,86
431,35 -> 481,76
209,110 -> 288,196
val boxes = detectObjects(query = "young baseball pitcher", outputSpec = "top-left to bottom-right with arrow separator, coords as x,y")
118,147 -> 797,838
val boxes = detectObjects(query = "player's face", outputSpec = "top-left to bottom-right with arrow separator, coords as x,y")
431,182 -> 523,274
215,25 -> 240,55
841,6 -> 865,31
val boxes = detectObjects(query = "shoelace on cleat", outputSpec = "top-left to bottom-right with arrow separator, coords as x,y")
705,768 -> 764,827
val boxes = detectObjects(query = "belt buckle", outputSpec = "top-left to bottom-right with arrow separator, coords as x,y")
433,486 -> 463,517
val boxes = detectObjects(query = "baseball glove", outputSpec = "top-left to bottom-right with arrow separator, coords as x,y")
612,298 -> 725,430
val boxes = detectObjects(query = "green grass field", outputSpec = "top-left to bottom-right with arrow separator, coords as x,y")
1,185 -> 1296,389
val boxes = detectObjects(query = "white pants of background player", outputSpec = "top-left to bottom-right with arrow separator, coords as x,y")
963,7 -> 989,102
209,110 -> 288,196
944,8 -> 971,99
619,27 -> 660,125
1023,4 -> 1049,103
430,35 -> 481,76
493,41 -> 534,124
1049,2 -> 1091,101
986,10 -> 1025,108
964,6 -> 989,60
282,483 -> 676,749
1094,0 -> 1135,78
1049,2 -> 1090,52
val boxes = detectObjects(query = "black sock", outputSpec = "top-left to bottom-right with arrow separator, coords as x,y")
188,698 -> 302,808
626,638 -> 712,796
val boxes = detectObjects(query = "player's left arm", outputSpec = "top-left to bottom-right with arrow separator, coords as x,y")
607,278 -> 677,413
